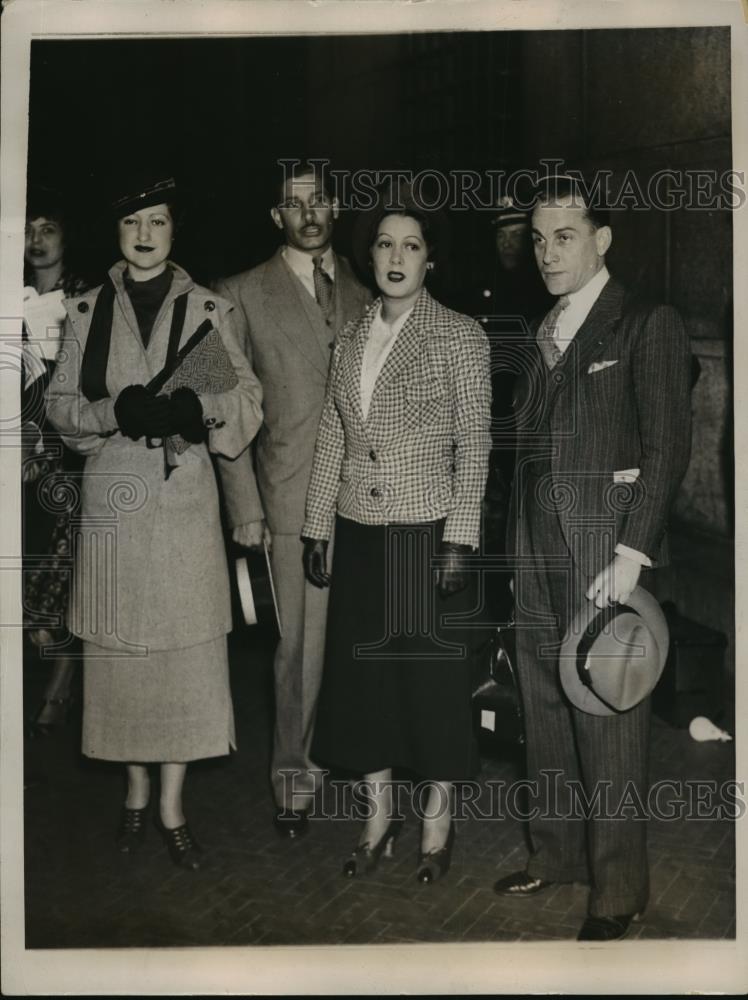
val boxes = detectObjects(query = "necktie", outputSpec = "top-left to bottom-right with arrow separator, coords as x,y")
312,255 -> 334,314
537,295 -> 570,369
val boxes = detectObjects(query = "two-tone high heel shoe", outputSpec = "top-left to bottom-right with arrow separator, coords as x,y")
416,823 -> 455,884
342,818 -> 404,878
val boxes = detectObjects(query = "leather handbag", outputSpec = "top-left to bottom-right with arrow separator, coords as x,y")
472,622 -> 525,749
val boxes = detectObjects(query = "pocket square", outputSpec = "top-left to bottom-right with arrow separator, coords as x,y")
588,359 -> 619,374
613,467 -> 641,484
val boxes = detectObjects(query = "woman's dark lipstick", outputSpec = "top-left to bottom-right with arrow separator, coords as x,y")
134,245 -> 154,252
387,271 -> 405,282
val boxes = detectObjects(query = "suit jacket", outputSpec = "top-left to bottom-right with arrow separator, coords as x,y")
509,276 -> 692,574
302,288 -> 492,549
46,260 -> 263,651
215,248 -> 371,534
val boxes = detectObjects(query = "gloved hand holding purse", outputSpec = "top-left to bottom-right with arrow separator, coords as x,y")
168,386 -> 207,443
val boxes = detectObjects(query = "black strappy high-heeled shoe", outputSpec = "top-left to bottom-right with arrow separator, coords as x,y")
342,818 -> 404,878
416,823 -> 455,884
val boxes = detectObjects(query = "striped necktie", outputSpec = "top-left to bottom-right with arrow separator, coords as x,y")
537,295 -> 570,369
312,255 -> 334,314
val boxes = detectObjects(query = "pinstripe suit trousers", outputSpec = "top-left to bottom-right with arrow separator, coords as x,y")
514,453 -> 650,918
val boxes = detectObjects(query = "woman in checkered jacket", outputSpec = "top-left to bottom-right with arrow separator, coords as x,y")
302,189 -> 492,883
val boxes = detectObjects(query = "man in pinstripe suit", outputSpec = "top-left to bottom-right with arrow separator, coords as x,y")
494,174 -> 692,940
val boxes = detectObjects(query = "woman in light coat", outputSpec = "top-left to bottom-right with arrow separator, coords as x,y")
302,189 -> 491,883
47,176 -> 263,869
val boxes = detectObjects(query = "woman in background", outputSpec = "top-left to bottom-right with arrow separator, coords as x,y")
47,175 -> 263,869
23,185 -> 89,733
303,186 -> 491,882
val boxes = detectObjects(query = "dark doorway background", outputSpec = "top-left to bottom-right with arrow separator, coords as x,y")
28,33 -> 522,292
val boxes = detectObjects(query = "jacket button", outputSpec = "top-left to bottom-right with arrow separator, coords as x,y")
328,341 -> 334,349
204,300 -> 216,312
77,301 -> 89,313
370,487 -> 381,498
326,318 -> 332,327
369,450 -> 377,462
204,416 -> 217,428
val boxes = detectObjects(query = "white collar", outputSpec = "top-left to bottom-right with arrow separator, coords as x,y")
282,244 -> 334,277
565,265 -> 610,317
372,301 -> 414,338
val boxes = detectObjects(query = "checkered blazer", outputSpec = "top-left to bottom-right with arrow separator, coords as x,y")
303,287 -> 491,547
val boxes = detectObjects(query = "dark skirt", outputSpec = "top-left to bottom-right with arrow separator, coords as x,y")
311,515 -> 479,781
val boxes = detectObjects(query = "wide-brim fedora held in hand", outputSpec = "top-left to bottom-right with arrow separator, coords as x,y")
559,586 -> 669,717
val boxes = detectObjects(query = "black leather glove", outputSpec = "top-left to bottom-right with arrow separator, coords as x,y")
114,385 -> 171,441
437,541 -> 472,599
302,537 -> 330,588
168,387 -> 206,443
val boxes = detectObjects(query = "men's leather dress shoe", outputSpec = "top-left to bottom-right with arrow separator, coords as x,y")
493,870 -> 555,897
273,808 -> 309,840
577,911 -> 644,941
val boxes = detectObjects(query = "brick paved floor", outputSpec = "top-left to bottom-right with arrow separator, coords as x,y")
22,627 -> 736,948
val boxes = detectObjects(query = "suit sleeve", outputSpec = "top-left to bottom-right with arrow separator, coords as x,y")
214,277 -> 251,361
45,313 -> 119,455
617,304 -> 692,558
443,319 -> 492,547
302,339 -> 346,541
212,278 -> 266,527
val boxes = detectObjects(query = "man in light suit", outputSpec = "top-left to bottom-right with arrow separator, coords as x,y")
216,161 -> 371,837
494,173 -> 692,939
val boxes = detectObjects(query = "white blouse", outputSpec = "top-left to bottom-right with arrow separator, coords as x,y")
359,302 -> 414,419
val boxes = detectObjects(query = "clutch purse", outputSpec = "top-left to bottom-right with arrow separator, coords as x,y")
157,327 -> 239,455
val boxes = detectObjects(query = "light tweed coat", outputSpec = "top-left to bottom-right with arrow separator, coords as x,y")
46,261 -> 263,652
303,287 -> 492,548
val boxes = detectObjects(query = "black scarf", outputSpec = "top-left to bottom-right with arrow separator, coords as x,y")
81,268 -> 188,403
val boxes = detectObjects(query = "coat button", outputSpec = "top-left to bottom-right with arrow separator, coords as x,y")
204,300 -> 216,312
326,318 -> 332,327
77,301 -> 89,313
370,487 -> 381,498
328,341 -> 334,349
369,450 -> 377,462
204,416 -> 217,428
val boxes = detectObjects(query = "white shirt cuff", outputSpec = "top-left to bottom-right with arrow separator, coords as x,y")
615,543 -> 652,567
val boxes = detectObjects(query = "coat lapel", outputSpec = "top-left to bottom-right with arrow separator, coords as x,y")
334,255 -> 364,324
365,287 -> 433,417
262,249 -> 329,377
341,301 -> 377,423
548,277 -> 625,407
108,261 -> 195,381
